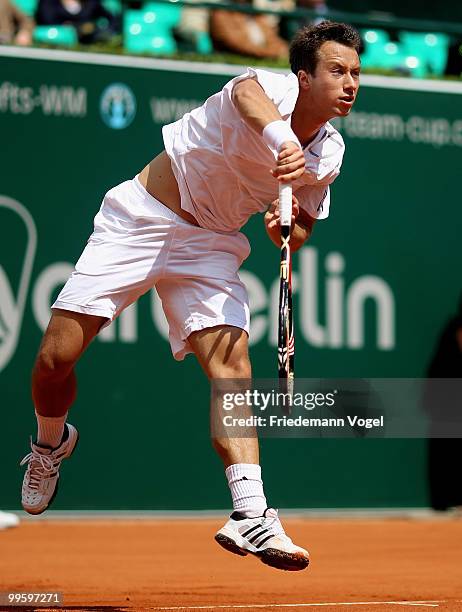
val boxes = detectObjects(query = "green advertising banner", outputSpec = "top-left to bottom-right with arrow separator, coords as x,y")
1,47 -> 461,510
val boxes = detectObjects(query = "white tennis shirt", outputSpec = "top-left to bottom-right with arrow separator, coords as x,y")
162,67 -> 345,234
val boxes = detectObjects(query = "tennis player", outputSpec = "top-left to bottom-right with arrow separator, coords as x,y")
20,21 -> 360,571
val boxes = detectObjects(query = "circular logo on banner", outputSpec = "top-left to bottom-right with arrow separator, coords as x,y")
100,83 -> 136,130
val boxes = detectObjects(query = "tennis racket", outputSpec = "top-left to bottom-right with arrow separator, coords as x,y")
277,181 -> 295,405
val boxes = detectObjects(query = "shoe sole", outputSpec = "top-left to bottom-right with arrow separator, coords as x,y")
23,429 -> 80,516
215,533 -> 248,557
215,533 -> 309,571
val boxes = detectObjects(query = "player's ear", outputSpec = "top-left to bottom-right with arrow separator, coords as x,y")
298,69 -> 311,91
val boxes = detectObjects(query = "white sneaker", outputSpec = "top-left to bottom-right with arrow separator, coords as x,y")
0,511 -> 20,530
20,423 -> 79,515
215,507 -> 309,571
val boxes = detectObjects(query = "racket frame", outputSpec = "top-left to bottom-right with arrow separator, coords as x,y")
277,182 -> 295,402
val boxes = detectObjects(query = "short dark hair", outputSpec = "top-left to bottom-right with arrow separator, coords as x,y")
289,21 -> 361,76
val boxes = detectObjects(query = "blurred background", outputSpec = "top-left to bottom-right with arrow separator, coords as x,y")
1,0 -> 461,520
1,0 -> 462,77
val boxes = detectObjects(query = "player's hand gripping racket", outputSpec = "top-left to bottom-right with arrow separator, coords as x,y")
277,182 -> 295,408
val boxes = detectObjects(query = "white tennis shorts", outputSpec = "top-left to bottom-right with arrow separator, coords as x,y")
53,176 -> 251,360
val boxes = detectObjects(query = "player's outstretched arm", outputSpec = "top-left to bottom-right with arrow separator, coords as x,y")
264,197 -> 315,252
232,79 -> 305,183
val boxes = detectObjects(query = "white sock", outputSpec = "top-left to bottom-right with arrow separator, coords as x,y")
225,463 -> 268,518
36,411 -> 67,448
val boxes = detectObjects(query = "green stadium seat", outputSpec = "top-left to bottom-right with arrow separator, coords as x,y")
402,52 -> 428,78
195,31 -> 213,55
361,39 -> 403,71
125,32 -> 177,54
379,42 -> 406,70
380,41 -> 427,78
33,25 -> 78,46
360,34 -> 429,78
102,0 -> 122,15
176,29 -> 213,55
143,2 -> 182,29
399,31 -> 450,76
361,28 -> 390,45
360,29 -> 391,68
12,0 -> 37,16
124,5 -> 181,55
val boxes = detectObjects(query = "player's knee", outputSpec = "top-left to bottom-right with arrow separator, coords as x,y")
210,356 -> 252,380
32,332 -> 82,384
33,347 -> 75,384
32,311 -> 101,384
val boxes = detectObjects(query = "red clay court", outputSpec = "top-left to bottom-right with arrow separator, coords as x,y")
1,514 -> 462,611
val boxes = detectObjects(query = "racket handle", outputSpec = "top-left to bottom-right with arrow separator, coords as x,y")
279,182 -> 292,227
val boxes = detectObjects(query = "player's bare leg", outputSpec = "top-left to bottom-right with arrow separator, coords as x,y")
188,324 -> 257,467
189,324 -> 309,570
33,310 -> 106,417
21,310 -> 106,515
